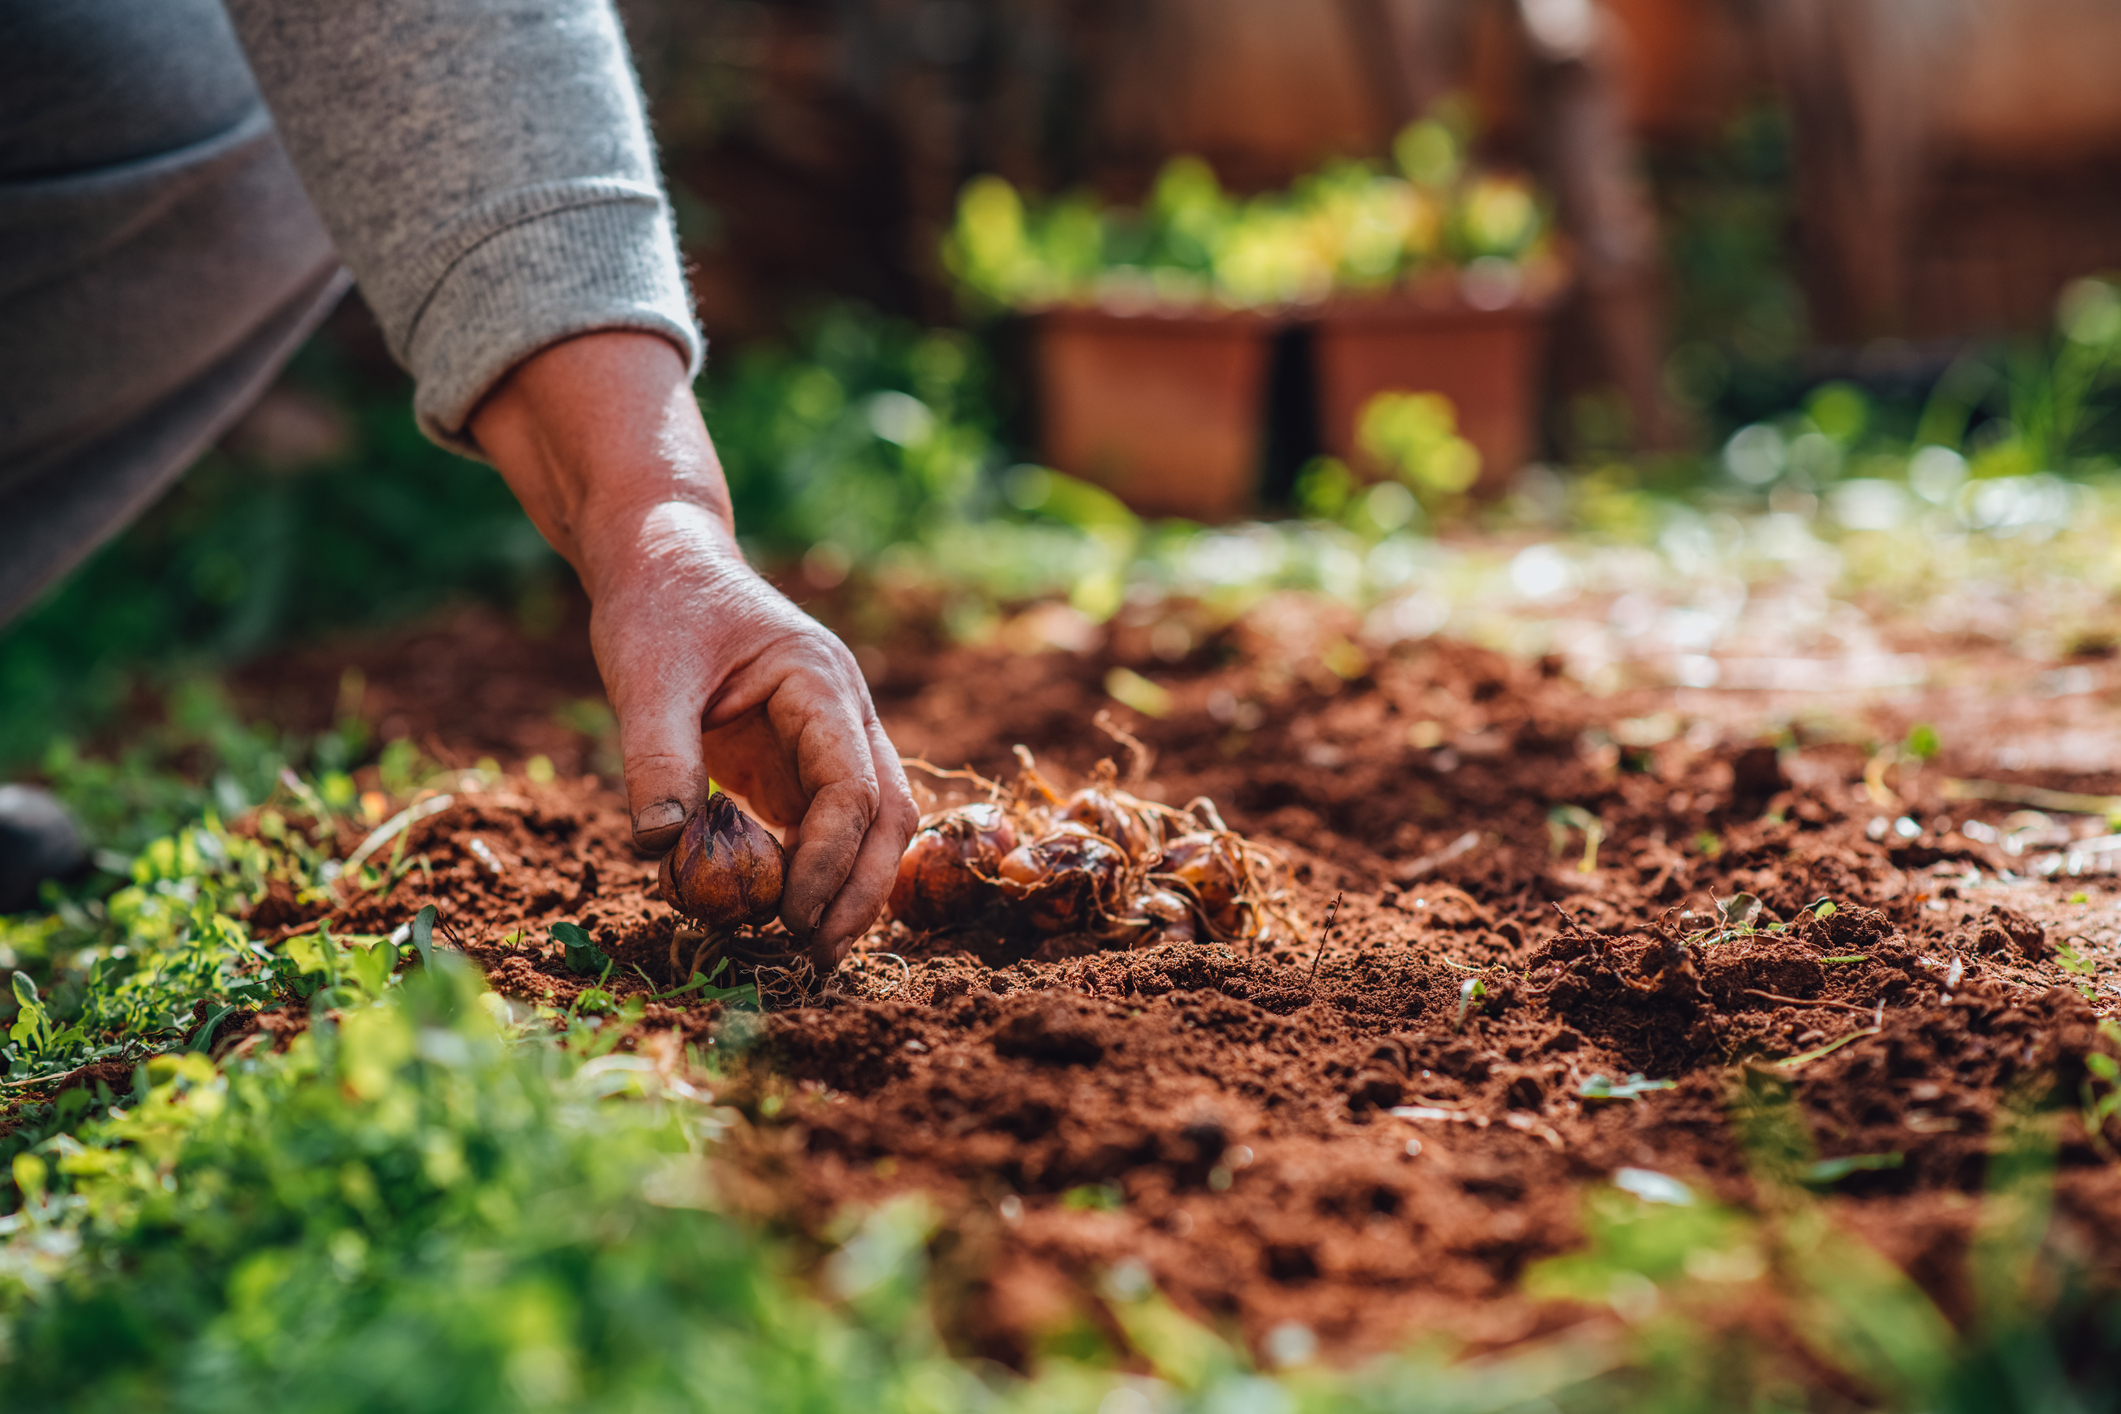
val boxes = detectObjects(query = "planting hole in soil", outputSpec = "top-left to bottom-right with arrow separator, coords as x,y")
214,608 -> 2121,1372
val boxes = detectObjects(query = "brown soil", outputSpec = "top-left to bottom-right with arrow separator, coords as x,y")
234,596 -> 2121,1372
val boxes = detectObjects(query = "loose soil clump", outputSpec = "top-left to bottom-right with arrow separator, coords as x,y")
253,615 -> 2121,1370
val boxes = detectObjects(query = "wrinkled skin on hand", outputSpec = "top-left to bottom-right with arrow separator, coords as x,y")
471,332 -> 918,970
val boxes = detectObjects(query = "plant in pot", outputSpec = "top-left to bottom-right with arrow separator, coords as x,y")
946,113 -> 1562,521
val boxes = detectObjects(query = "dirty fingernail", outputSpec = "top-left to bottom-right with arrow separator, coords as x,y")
635,800 -> 686,836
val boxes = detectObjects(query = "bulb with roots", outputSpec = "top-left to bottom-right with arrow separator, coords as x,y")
996,823 -> 1128,935
1119,886 -> 1199,946
1056,786 -> 1157,861
1155,831 -> 1253,939
660,791 -> 788,938
886,802 -> 1018,932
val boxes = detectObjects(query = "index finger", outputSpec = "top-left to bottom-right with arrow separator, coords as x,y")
768,663 -> 892,939
807,714 -> 918,964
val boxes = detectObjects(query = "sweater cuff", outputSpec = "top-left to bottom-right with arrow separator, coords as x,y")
403,188 -> 702,454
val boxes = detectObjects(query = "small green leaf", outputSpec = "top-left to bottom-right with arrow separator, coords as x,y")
1904,724 -> 1940,761
284,932 -> 330,977
550,921 -> 610,976
1061,1183 -> 1124,1212
411,904 -> 436,966
348,940 -> 398,997
11,971 -> 38,1010
188,1003 -> 242,1054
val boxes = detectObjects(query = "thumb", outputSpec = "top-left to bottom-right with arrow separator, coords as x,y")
616,694 -> 710,852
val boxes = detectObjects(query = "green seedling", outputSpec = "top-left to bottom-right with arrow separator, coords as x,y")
2085,1023 -> 2121,1158
1772,1025 -> 1880,1072
551,921 -> 611,976
1802,1152 -> 1904,1187
1579,1073 -> 1676,1102
630,957 -> 759,1009
1454,976 -> 1487,1030
1546,804 -> 1604,873
409,904 -> 437,966
1061,1183 -> 1125,1212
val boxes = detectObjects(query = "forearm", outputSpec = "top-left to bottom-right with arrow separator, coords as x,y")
225,0 -> 700,452
471,331 -> 734,597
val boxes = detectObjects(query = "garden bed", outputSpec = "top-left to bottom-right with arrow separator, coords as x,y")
204,596 -> 2121,1379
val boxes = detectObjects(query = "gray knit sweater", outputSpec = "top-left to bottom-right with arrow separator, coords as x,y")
0,0 -> 701,622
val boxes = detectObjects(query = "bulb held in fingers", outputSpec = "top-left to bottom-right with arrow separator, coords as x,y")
887,803 -> 1017,931
659,791 -> 787,931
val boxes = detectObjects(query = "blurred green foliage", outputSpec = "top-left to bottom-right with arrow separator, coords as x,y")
947,114 -> 1552,313
706,304 -> 1005,564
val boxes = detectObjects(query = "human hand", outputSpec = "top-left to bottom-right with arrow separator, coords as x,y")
470,332 -> 917,967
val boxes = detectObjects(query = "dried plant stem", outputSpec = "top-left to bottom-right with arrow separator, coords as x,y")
1092,709 -> 1153,782
1308,892 -> 1345,984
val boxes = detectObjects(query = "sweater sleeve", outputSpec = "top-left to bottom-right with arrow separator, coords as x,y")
221,0 -> 701,454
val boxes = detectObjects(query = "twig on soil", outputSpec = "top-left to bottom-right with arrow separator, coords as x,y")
1307,892 -> 1344,984
1741,988 -> 1879,1015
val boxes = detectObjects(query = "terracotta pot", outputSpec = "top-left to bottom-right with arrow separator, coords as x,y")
1311,295 -> 1553,495
1035,305 -> 1278,521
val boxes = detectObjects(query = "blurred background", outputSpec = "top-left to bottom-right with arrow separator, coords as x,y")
8,0 -> 2121,815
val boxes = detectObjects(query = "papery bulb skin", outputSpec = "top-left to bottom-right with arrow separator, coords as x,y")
997,824 -> 1127,935
886,803 -> 1018,932
1058,787 -> 1155,861
1110,887 -> 1199,947
1157,832 -> 1248,937
660,792 -> 787,930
